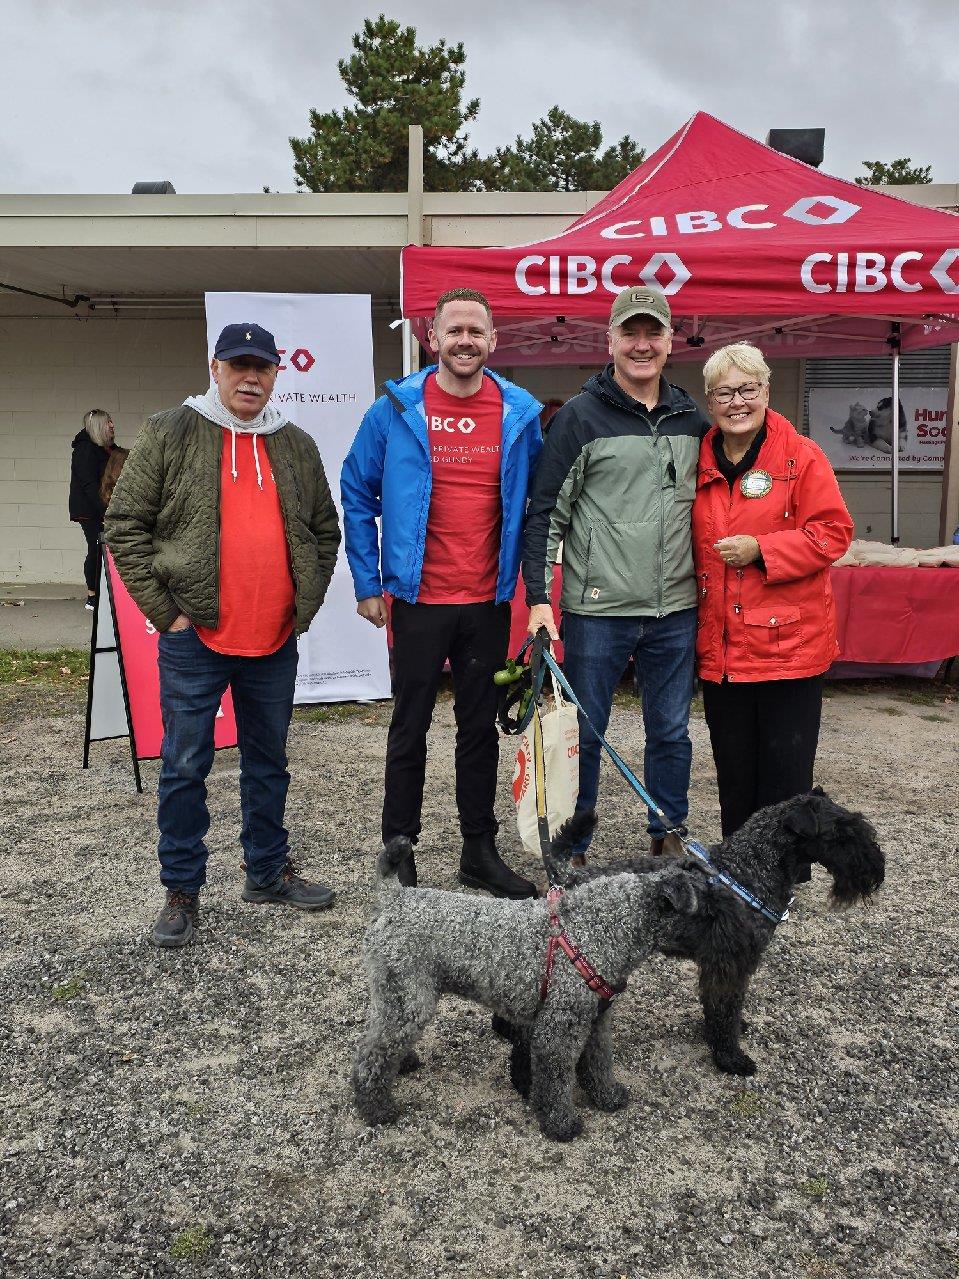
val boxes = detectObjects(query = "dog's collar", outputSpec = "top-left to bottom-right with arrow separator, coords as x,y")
683,838 -> 793,925
540,888 -> 624,1004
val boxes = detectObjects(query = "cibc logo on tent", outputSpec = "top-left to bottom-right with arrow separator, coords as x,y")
513,194 -> 865,298
430,415 -> 478,434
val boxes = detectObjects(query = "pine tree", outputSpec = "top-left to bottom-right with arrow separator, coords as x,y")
480,107 -> 645,192
855,158 -> 932,186
289,15 -> 483,192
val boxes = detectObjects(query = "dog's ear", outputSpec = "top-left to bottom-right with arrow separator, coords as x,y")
658,869 -> 699,916
783,794 -> 821,840
811,785 -> 827,799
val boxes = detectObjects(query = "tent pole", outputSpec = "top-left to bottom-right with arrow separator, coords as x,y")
406,125 -> 424,375
390,319 -> 412,377
938,342 -> 958,543
890,323 -> 901,544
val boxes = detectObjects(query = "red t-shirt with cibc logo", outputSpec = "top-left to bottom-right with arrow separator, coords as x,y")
418,373 -> 503,604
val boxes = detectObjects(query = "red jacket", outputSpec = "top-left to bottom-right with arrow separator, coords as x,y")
692,409 -> 854,683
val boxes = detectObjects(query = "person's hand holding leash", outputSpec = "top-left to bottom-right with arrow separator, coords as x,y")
527,602 -> 559,642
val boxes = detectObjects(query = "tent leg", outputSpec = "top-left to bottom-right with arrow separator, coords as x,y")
390,318 -> 414,378
891,345 -> 901,545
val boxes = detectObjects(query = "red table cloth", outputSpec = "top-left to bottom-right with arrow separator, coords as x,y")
830,566 -> 959,664
507,565 -> 959,668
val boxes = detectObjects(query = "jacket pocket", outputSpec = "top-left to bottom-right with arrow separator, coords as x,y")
580,520 -> 658,610
579,528 -> 594,603
742,605 -> 804,659
663,435 -> 699,502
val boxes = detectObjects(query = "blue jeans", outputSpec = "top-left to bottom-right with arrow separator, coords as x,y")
560,608 -> 697,851
156,627 -> 299,893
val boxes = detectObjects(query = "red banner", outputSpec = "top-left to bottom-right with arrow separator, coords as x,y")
104,548 -> 237,761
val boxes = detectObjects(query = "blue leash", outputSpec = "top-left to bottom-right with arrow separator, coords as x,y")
518,630 -> 790,926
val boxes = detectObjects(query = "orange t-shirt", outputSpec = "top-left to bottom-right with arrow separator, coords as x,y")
418,375 -> 503,604
195,431 -> 295,657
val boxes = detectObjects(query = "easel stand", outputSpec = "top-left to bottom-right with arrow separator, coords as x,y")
83,539 -> 143,792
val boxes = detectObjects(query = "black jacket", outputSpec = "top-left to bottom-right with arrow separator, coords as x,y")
69,431 -> 111,521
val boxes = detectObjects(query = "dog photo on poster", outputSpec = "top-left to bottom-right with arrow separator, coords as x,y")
808,386 -> 948,471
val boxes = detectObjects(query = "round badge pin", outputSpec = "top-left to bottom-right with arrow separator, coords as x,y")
740,469 -> 773,499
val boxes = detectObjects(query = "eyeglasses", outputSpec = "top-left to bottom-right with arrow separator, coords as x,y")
707,383 -> 765,405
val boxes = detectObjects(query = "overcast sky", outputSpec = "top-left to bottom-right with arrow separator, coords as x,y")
3,0 -> 956,195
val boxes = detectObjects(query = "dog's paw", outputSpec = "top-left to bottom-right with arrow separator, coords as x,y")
539,1111 -> 584,1142
356,1099 -> 402,1126
592,1080 -> 630,1112
398,1049 -> 422,1074
714,1049 -> 757,1077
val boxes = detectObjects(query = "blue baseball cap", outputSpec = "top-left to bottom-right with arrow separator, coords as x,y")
213,322 -> 281,364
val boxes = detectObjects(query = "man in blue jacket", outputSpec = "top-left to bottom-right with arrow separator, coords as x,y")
341,288 -> 542,897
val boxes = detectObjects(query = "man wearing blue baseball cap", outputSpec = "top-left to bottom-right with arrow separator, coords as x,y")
105,323 -> 342,947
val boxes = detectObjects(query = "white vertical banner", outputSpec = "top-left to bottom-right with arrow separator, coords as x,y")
204,292 -> 391,703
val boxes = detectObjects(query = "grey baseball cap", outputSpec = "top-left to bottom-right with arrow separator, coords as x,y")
609,287 -> 672,330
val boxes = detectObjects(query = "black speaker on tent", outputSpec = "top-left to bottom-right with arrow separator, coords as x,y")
766,129 -> 825,169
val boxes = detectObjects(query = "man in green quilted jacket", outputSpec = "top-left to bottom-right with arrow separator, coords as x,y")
105,323 -> 341,947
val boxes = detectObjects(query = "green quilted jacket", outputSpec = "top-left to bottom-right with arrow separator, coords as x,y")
104,406 -> 341,634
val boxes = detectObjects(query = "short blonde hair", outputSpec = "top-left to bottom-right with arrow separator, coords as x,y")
703,343 -> 771,393
83,409 -> 113,448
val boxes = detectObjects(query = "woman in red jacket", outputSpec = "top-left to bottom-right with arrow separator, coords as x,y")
693,343 -> 853,852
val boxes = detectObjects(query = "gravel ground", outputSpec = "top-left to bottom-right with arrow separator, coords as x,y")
1,677 -> 957,1279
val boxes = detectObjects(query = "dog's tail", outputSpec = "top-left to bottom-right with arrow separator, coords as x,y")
375,835 -> 414,897
543,810 -> 598,886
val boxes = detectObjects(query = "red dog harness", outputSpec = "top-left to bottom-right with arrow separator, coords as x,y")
539,888 -> 623,1003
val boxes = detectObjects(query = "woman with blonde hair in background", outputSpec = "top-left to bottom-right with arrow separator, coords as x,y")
69,409 -> 116,609
692,344 -> 853,874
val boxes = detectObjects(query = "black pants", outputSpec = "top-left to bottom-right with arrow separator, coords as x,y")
382,600 -> 511,844
78,518 -> 103,594
702,675 -> 824,838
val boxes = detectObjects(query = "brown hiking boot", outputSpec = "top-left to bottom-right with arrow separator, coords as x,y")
152,889 -> 199,948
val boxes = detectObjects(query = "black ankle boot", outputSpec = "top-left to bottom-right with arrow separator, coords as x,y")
458,834 -> 537,900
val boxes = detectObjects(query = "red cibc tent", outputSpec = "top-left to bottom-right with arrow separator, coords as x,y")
402,112 -> 959,541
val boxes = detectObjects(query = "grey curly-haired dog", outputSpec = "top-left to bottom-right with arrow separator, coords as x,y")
537,787 -> 885,1078
352,836 -> 758,1141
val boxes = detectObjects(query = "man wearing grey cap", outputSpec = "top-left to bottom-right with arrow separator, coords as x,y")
522,288 -> 710,861
105,323 -> 341,947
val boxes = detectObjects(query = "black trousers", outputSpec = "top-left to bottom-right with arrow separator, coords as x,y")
78,518 -> 103,593
701,675 -> 824,838
382,600 -> 511,844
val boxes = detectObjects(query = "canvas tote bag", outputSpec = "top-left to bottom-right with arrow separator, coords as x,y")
511,670 -> 579,855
